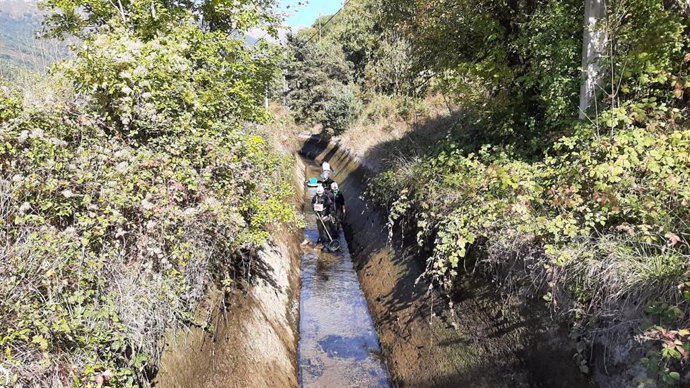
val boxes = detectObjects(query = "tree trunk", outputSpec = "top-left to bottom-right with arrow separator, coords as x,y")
579,0 -> 607,119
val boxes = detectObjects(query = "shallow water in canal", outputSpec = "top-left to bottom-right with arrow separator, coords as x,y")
298,161 -> 390,388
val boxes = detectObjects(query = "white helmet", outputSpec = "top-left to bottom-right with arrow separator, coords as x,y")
331,182 -> 339,191
321,170 -> 330,180
322,161 -> 331,172
316,185 -> 324,195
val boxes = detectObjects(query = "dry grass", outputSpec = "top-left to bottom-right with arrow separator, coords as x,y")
483,230 -> 689,334
337,94 -> 454,170
259,104 -> 315,155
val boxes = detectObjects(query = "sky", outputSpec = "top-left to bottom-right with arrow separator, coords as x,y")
280,0 -> 344,29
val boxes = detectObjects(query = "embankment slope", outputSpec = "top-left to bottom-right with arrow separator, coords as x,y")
155,162 -> 306,387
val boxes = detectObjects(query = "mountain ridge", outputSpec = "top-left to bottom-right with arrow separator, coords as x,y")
0,0 -> 67,76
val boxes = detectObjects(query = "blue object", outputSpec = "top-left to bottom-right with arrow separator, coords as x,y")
307,177 -> 318,187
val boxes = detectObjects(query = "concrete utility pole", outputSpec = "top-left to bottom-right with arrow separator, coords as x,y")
579,0 -> 607,119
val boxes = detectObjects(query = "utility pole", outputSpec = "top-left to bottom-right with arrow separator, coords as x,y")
579,0 -> 607,119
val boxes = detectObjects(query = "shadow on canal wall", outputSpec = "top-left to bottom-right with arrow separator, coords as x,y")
300,135 -> 594,388
155,161 -> 306,388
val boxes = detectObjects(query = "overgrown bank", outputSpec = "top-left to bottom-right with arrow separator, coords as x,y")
155,150 -> 307,388
365,118 -> 690,387
156,228 -> 301,388
0,0 -> 299,385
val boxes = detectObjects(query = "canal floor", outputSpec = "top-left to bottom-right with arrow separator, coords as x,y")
298,163 -> 390,388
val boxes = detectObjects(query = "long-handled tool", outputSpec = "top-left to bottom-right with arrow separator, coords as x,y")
316,212 -> 341,252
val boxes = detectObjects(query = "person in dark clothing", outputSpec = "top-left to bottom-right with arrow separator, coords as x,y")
311,184 -> 333,243
330,182 -> 346,236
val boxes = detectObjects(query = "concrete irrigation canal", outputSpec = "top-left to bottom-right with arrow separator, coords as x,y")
157,137 -> 593,388
297,159 -> 390,387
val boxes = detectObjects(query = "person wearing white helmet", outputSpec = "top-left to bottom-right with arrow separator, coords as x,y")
330,181 -> 346,236
319,170 -> 335,195
311,184 -> 333,243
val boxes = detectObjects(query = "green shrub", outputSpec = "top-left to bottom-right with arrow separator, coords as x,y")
0,86 -> 21,122
61,26 -> 274,145
323,83 -> 362,136
0,100 -> 297,387
371,120 -> 690,297
285,35 -> 351,128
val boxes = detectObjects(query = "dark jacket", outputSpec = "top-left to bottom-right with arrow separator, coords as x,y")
311,193 -> 332,216
332,191 -> 345,212
319,178 -> 335,193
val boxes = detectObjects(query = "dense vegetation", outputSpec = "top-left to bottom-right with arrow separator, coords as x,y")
285,0 -> 690,385
2,0 -> 689,384
0,0 -> 297,386
283,0 -> 421,136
